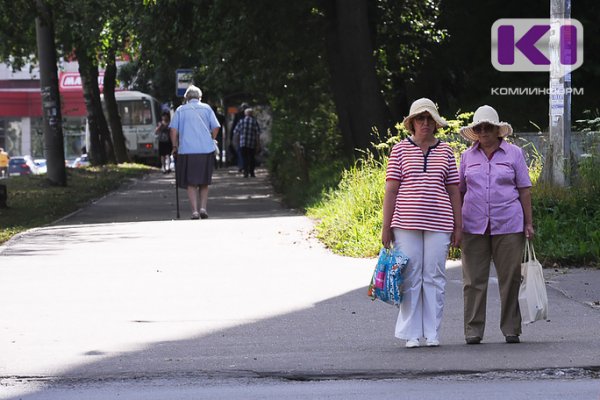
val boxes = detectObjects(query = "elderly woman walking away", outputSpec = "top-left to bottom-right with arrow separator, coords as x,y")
459,105 -> 534,345
381,98 -> 462,348
169,85 -> 221,220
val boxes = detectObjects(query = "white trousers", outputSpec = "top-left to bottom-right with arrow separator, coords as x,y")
393,229 -> 451,341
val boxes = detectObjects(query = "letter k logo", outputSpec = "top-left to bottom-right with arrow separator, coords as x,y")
513,25 -> 550,65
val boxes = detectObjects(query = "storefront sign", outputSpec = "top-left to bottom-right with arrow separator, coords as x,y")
59,72 -> 104,91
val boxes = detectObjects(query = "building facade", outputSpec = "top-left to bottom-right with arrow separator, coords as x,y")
0,62 -> 97,160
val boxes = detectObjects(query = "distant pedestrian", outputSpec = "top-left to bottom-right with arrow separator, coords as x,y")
229,103 -> 248,171
169,85 -> 221,219
381,98 -> 462,348
155,112 -> 173,173
459,105 -> 534,345
233,108 -> 261,178
0,147 -> 9,178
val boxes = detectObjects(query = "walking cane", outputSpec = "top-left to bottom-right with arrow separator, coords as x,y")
173,151 -> 180,219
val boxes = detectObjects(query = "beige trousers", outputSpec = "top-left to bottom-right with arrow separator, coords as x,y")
461,232 -> 524,338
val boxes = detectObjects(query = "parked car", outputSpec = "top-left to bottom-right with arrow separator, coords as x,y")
34,158 -> 47,174
8,156 -> 38,176
71,154 -> 90,168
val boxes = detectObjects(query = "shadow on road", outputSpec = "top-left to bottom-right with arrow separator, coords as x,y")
5,277 -> 599,400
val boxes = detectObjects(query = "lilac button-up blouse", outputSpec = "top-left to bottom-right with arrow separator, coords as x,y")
459,140 -> 532,235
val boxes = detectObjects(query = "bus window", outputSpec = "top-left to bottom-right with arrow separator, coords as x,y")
118,100 -> 152,126
118,102 -> 133,125
142,99 -> 152,124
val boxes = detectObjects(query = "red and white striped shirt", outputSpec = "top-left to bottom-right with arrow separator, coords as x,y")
386,138 -> 459,232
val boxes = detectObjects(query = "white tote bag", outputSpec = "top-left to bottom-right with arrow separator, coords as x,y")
518,240 -> 548,324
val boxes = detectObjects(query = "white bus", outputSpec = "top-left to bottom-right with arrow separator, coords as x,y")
86,90 -> 162,164
109,91 -> 163,164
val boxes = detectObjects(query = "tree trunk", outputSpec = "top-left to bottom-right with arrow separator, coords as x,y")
103,46 -> 129,163
322,0 -> 356,158
35,0 -> 66,186
322,0 -> 392,158
76,48 -> 115,165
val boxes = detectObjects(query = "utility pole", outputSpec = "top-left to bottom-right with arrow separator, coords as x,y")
546,0 -> 572,186
36,0 -> 66,186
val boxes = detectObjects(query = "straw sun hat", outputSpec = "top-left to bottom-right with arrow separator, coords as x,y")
460,105 -> 513,142
402,98 -> 448,132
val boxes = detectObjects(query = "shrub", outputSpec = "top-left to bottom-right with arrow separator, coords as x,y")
308,151 -> 386,257
268,99 -> 346,209
533,152 -> 600,266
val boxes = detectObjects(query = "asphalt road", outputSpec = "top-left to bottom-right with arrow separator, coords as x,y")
2,374 -> 599,400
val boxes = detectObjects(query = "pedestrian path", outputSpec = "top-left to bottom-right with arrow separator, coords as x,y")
55,166 -> 296,225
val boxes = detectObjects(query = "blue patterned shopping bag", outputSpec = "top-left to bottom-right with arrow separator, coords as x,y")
367,247 -> 409,307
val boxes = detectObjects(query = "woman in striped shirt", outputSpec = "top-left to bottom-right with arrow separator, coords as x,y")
382,98 -> 462,348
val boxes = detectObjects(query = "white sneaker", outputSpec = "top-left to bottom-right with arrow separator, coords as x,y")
426,339 -> 440,347
405,339 -> 420,348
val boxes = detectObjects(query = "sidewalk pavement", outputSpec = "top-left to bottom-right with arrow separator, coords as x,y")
0,166 -> 599,389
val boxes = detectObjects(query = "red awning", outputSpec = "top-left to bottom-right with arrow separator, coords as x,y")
0,91 -> 42,117
0,72 -> 106,118
0,89 -> 88,118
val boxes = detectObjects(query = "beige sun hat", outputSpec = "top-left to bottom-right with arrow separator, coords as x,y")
402,98 -> 448,132
460,105 -> 513,141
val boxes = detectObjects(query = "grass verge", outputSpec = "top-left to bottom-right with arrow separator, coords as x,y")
0,163 -> 153,245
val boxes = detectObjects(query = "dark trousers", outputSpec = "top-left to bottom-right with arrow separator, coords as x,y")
241,147 -> 256,177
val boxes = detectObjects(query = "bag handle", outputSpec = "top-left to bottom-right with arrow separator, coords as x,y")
523,239 -> 537,263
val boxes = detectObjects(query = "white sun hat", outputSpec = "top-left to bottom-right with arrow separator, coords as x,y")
460,105 -> 513,142
402,98 -> 448,132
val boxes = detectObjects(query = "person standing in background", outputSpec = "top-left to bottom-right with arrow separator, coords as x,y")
230,102 -> 248,172
155,112 -> 173,173
234,108 -> 261,178
0,148 -> 9,178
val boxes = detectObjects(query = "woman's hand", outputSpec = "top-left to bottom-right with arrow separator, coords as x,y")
451,227 -> 462,248
381,227 -> 393,249
524,223 -> 535,239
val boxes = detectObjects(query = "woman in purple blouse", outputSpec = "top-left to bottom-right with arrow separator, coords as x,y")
458,105 -> 534,345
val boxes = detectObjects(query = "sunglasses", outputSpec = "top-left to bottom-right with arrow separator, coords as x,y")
414,114 -> 435,124
473,123 -> 497,133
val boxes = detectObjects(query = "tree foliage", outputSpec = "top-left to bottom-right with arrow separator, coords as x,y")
4,0 -> 597,186
0,1 -> 38,68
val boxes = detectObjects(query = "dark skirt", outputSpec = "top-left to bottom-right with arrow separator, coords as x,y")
176,153 -> 214,188
158,141 -> 172,156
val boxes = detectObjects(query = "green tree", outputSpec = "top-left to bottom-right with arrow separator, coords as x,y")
35,0 -> 67,186
0,0 -> 139,166
59,1 -> 116,165
3,0 -> 453,172
99,4 -> 134,164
